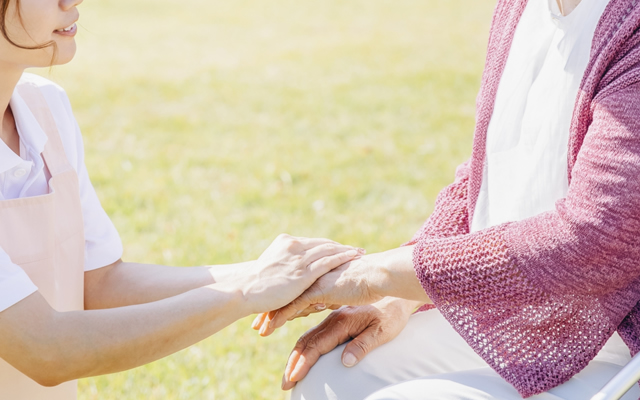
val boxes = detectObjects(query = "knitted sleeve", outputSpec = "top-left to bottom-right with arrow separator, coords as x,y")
406,160 -> 471,244
413,81 -> 640,397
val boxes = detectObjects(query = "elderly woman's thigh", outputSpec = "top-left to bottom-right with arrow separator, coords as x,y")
291,310 -> 487,400
363,362 -> 640,400
362,368 -> 551,400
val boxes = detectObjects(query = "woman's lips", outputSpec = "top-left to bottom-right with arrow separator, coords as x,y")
53,23 -> 77,37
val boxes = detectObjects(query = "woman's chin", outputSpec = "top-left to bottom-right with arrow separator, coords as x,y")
52,46 -> 77,66
53,56 -> 75,66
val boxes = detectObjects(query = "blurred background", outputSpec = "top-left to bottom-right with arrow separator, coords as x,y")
32,0 -> 494,398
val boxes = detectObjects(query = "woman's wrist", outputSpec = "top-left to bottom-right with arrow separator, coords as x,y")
375,296 -> 424,315
204,280 -> 256,317
369,246 -> 431,303
206,261 -> 256,286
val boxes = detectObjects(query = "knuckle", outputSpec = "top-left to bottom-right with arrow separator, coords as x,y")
291,269 -> 306,280
295,332 -> 312,347
351,338 -> 370,354
303,337 -> 322,352
325,243 -> 337,252
277,233 -> 291,241
331,311 -> 348,323
287,239 -> 301,252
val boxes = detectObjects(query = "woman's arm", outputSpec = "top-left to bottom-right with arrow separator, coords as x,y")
84,259 -> 256,309
0,287 -> 243,387
0,234 -> 361,387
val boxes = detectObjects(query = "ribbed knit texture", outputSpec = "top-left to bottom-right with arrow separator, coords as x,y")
411,0 -> 640,397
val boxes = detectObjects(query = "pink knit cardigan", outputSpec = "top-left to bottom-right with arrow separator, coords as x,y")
410,0 -> 640,397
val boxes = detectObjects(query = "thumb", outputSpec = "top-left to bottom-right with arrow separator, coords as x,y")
341,325 -> 381,368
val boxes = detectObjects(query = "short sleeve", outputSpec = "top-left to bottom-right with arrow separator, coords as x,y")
0,249 -> 37,312
73,123 -> 123,271
78,163 -> 124,271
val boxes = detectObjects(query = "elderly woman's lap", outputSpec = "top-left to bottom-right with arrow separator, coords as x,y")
290,310 -> 487,400
291,310 -> 638,400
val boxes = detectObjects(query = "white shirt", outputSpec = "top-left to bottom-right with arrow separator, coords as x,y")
471,0 -> 610,232
0,73 -> 123,312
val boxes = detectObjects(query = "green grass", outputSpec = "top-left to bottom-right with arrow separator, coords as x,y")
32,0 -> 495,398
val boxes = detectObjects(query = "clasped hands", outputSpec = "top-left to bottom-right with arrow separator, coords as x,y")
245,235 -> 429,391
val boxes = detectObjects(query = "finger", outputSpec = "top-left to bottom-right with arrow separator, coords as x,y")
341,325 -> 390,368
282,348 -> 302,390
298,237 -> 341,250
256,311 -> 276,336
283,318 -> 352,389
292,303 -> 327,319
258,310 -> 278,336
252,313 -> 268,330
262,306 -> 318,338
288,324 -> 353,383
282,320 -> 333,390
266,294 -> 315,335
302,243 -> 361,270
307,251 -> 360,280
284,304 -> 325,322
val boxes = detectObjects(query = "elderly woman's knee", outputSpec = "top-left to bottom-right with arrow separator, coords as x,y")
289,346 -> 345,400
290,342 -> 387,400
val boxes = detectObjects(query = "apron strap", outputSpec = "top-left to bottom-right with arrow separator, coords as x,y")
16,83 -> 73,177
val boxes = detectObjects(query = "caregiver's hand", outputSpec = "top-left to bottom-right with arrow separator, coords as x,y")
280,297 -> 422,390
231,234 -> 364,314
255,245 -> 430,336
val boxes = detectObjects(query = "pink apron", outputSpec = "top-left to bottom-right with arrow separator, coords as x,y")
0,82 -> 85,399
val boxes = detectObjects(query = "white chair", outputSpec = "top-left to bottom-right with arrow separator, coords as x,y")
591,352 -> 640,400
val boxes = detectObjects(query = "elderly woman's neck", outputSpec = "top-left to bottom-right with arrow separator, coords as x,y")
557,0 -> 583,16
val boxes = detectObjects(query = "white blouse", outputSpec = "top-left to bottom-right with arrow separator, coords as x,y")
471,0 -> 611,232
0,73 -> 123,312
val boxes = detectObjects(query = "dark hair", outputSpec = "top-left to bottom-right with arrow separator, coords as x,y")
1,0 -> 55,52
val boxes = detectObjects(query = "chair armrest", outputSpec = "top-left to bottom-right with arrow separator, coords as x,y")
591,352 -> 640,400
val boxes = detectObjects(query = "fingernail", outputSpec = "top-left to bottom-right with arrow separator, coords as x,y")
357,248 -> 366,255
259,324 -> 267,336
342,352 -> 358,368
251,317 -> 260,329
346,250 -> 358,257
281,374 -> 287,390
314,304 -> 327,311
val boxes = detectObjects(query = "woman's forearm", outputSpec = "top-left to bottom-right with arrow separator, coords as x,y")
85,259 -> 255,309
1,284 -> 248,387
367,246 -> 432,303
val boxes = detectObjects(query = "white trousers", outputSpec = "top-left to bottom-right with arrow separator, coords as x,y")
291,310 -> 640,400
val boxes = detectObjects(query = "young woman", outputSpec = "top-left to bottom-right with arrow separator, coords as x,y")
255,0 -> 640,398
0,0 -> 364,398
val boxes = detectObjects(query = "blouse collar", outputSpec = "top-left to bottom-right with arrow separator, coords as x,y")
0,87 -> 49,175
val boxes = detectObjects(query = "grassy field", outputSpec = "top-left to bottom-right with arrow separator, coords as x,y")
33,0 -> 495,398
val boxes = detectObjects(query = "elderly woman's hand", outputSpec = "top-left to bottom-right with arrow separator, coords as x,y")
253,245 -> 430,336
280,297 -> 422,390
233,234 -> 363,314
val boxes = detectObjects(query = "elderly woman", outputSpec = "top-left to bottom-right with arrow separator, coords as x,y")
254,0 -> 640,398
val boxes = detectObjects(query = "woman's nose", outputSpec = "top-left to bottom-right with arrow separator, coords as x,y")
60,0 -> 84,11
